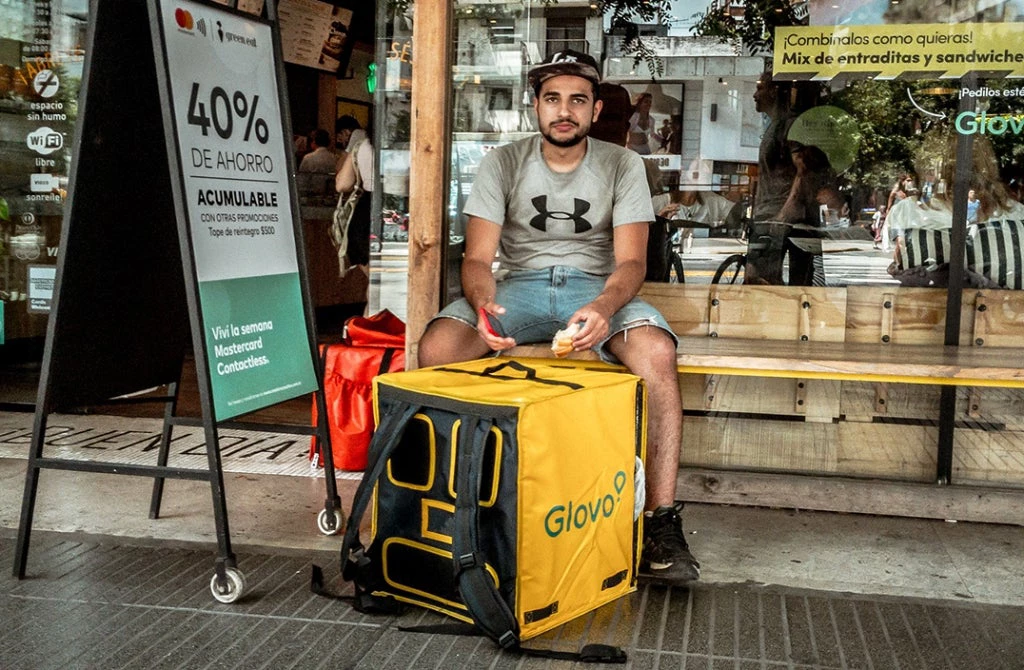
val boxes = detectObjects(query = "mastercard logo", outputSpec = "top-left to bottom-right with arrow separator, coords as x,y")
174,8 -> 194,30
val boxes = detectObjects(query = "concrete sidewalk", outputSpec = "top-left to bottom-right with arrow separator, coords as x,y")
2,409 -> 1024,668
3,451 -> 1024,606
5,529 -> 1023,670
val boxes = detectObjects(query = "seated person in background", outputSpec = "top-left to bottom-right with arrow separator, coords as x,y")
652,189 -> 741,253
299,128 -> 337,173
417,50 -> 700,584
778,144 -> 848,226
887,133 -> 1024,289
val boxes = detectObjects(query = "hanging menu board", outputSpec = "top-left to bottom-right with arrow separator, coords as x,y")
157,0 -> 318,419
277,0 -> 354,72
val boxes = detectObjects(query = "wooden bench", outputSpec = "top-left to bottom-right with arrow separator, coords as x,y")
504,284 -> 1024,525
510,336 -> 1024,386
672,336 -> 1024,387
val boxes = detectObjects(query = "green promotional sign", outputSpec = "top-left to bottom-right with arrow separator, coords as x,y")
160,0 -> 316,419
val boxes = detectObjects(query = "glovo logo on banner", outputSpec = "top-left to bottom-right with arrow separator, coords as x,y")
543,471 -> 628,538
955,111 -> 1024,136
774,23 -> 1024,81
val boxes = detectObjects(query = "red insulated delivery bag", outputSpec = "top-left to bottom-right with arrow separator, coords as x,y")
310,309 -> 406,471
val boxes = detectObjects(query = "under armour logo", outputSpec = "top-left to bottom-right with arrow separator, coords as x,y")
529,196 -> 593,233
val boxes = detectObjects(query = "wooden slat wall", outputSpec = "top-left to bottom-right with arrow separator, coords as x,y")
641,284 -> 847,341
641,283 -> 1024,502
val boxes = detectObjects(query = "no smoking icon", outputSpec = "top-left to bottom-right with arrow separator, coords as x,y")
32,69 -> 60,99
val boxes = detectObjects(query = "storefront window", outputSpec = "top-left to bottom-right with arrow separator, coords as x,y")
1,0 -> 86,376
367,1 -> 413,319
406,0 -> 1024,489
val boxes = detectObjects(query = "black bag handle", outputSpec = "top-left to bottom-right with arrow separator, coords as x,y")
436,360 -> 583,390
480,359 -> 536,379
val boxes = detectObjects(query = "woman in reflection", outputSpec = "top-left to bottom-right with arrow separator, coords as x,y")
335,123 -> 374,281
886,174 -> 917,213
627,92 -> 655,155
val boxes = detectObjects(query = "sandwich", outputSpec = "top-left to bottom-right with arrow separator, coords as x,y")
551,322 -> 580,358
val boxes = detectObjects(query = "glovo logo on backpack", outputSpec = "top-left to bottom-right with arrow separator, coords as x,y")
543,470 -> 628,538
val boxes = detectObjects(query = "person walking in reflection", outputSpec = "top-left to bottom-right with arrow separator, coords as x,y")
887,133 -> 1024,288
887,174 -> 917,213
966,188 -> 981,225
749,68 -> 830,285
872,205 -> 889,252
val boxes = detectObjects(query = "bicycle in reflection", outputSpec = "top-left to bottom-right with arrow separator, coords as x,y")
711,220 -> 821,286
654,217 -> 869,286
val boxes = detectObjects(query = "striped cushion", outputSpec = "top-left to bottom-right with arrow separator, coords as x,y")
899,229 -> 950,271
898,221 -> 1024,289
967,219 -> 1024,290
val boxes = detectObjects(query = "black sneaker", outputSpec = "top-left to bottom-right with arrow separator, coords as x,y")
640,503 -> 700,583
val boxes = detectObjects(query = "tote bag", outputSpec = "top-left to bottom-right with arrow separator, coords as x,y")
329,139 -> 365,275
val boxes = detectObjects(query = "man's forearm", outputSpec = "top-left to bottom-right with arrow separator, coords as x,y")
593,259 -> 646,316
461,259 -> 498,310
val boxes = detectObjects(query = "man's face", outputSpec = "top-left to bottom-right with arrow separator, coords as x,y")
753,77 -> 776,114
534,75 -> 601,148
336,128 -> 352,149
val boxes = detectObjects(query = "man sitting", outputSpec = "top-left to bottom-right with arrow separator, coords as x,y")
417,50 -> 700,583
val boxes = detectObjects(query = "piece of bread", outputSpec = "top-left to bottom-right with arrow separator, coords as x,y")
551,323 -> 580,358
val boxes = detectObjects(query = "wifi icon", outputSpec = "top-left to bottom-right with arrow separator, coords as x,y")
196,18 -> 207,36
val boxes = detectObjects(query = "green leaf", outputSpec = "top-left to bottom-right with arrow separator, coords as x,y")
0,197 -> 9,221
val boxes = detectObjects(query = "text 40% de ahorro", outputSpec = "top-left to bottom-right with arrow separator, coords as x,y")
187,83 -> 269,144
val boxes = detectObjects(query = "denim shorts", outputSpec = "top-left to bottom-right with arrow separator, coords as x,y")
430,266 -> 677,363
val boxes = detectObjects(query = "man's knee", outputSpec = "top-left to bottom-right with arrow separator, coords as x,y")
418,318 -> 486,367
610,325 -> 678,371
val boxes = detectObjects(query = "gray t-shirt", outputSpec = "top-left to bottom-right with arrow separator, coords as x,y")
463,135 -> 655,275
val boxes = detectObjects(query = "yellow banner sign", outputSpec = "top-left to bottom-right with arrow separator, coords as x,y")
774,23 -> 1024,80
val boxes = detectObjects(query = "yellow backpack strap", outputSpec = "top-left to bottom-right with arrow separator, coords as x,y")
340,401 -> 420,583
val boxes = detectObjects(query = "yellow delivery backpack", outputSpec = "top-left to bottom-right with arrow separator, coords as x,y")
338,358 -> 645,660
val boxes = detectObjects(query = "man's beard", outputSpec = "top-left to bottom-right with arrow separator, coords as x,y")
541,120 -> 588,148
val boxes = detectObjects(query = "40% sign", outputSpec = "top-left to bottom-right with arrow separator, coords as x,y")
186,83 -> 269,144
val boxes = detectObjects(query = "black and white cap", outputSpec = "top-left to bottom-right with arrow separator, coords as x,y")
527,49 -> 601,91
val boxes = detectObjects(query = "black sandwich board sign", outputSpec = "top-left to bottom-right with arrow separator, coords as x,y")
13,0 -> 342,602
